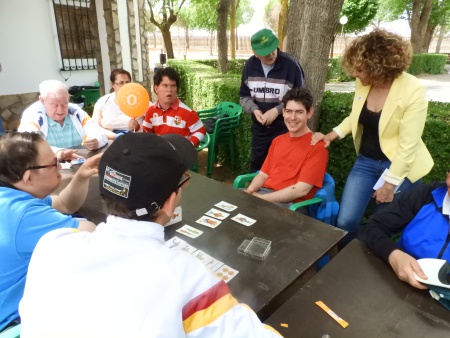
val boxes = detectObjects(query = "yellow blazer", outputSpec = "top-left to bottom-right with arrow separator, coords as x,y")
335,72 -> 433,184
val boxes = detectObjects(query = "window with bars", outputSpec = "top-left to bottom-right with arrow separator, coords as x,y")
52,0 -> 97,71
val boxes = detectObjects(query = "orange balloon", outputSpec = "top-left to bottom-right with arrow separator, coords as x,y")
116,83 -> 150,118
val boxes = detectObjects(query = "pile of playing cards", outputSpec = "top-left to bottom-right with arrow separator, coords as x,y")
165,236 -> 239,283
238,237 -> 271,260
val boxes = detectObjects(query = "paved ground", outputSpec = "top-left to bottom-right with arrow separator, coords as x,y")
325,64 -> 450,103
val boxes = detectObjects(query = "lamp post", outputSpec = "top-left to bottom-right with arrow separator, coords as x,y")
339,15 -> 348,51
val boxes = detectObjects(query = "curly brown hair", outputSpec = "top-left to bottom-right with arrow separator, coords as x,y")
341,29 -> 412,85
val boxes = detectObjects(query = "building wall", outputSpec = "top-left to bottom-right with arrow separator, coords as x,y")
0,0 -> 100,129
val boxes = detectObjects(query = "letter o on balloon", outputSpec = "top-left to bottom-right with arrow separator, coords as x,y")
116,83 -> 150,118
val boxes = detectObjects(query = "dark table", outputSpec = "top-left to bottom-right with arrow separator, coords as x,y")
58,152 -> 346,319
264,239 -> 450,337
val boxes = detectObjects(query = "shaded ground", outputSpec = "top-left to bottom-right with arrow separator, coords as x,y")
196,149 -> 236,185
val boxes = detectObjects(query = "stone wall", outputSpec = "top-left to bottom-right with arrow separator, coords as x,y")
99,0 -> 151,94
0,92 -> 38,131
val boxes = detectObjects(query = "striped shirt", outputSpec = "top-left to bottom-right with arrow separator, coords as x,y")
45,115 -> 83,148
142,99 -> 206,147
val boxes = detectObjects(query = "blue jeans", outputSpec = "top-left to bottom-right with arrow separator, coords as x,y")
337,155 -> 420,236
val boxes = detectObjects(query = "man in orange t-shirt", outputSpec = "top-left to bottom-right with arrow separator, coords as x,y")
245,88 -> 328,209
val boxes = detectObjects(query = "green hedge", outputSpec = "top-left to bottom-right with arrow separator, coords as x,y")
168,59 -> 249,172
168,59 -> 450,199
408,53 -> 447,75
327,58 -> 355,82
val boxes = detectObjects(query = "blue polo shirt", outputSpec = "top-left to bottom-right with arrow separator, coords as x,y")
0,187 -> 78,330
46,115 -> 83,148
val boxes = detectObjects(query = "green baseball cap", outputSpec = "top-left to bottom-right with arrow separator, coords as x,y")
251,29 -> 279,56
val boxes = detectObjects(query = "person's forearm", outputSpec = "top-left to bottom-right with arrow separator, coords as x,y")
326,130 -> 340,143
259,183 -> 311,203
57,173 -> 91,214
239,97 -> 259,115
246,173 -> 267,193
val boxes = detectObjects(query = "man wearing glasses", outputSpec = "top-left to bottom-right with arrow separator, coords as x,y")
142,67 -> 206,147
20,133 -> 281,338
18,80 -> 108,159
0,132 -> 99,332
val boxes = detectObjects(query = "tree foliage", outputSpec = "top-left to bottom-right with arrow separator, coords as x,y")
374,0 -> 450,52
339,0 -> 378,34
263,0 -> 281,33
146,0 -> 188,58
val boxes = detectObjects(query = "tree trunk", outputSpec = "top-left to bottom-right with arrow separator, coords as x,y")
422,24 -> 436,53
410,0 -> 433,53
435,24 -> 445,53
230,0 -> 237,59
287,0 -> 344,131
236,31 -> 238,50
278,0 -> 288,48
185,26 -> 190,49
217,0 -> 231,73
161,26 -> 175,59
330,34 -> 336,58
210,31 -> 214,56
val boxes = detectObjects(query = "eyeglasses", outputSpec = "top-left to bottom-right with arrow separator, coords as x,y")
176,172 -> 191,190
26,158 -> 59,171
114,81 -> 130,86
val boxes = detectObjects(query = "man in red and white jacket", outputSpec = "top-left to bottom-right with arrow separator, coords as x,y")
142,67 -> 206,147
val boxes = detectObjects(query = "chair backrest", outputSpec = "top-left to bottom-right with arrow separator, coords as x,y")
216,102 -> 243,117
309,173 -> 339,226
213,112 -> 242,141
197,102 -> 242,120
196,133 -> 210,152
197,105 -> 219,120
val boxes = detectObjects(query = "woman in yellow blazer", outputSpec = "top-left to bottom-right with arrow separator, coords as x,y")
312,29 -> 433,242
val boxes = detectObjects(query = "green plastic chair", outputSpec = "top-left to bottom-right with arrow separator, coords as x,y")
190,133 -> 210,173
233,172 -> 337,221
70,88 -> 101,105
0,324 -> 20,338
197,102 -> 243,177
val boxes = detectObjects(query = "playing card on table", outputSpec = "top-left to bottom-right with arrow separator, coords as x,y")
192,250 -> 224,272
205,208 -> 230,220
167,206 -> 182,226
215,265 -> 239,283
176,224 -> 203,238
231,213 -> 256,226
214,201 -> 238,212
196,216 -> 222,229
165,236 -> 197,254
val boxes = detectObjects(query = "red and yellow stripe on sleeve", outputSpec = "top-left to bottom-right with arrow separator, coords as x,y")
81,115 -> 91,127
182,280 -> 238,333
